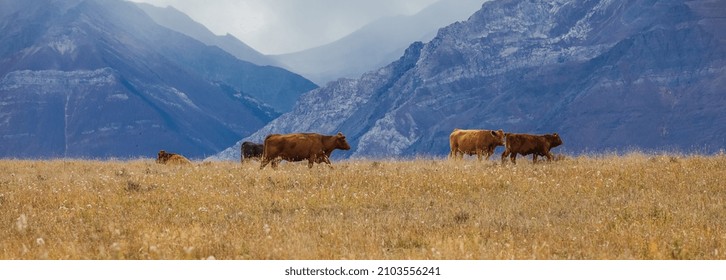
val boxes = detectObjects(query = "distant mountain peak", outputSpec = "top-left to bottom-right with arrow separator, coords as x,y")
134,2 -> 280,68
271,0 -> 484,85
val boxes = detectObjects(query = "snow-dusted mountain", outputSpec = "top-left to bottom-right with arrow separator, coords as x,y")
214,0 -> 726,160
0,0 -> 316,159
272,0 -> 485,85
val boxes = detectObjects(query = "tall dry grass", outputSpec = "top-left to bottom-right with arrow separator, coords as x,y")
0,153 -> 724,259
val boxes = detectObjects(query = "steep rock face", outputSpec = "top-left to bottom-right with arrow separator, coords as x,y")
214,0 -> 726,160
213,42 -> 426,161
0,0 -> 316,159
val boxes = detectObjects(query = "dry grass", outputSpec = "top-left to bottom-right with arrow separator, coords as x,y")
0,153 -> 724,259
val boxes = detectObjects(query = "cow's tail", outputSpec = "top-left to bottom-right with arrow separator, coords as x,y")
261,135 -> 274,161
449,136 -> 457,159
259,135 -> 274,169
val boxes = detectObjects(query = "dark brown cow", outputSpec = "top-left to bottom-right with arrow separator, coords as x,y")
449,129 -> 506,161
260,132 -> 351,169
241,141 -> 264,163
501,133 -> 563,164
156,150 -> 192,165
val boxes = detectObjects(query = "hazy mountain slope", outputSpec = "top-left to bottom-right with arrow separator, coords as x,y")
272,0 -> 485,85
214,0 -> 726,161
135,3 -> 280,68
0,0 -> 315,159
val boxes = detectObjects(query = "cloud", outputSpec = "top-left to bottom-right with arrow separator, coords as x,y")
129,0 -> 440,54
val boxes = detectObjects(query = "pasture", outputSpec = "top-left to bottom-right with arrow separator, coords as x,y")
0,153 -> 724,259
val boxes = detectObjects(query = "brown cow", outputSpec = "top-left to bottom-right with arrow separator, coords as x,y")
449,129 -> 506,161
260,132 -> 351,169
157,150 -> 192,165
501,133 -> 563,164
241,141 -> 264,163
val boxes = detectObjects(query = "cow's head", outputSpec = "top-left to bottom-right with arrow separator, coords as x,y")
157,150 -> 168,163
335,132 -> 351,150
491,129 -> 506,145
549,133 -> 563,148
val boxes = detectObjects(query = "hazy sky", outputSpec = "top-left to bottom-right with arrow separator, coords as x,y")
129,0 -> 443,54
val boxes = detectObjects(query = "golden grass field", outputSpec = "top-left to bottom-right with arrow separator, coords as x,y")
1,153 -> 724,260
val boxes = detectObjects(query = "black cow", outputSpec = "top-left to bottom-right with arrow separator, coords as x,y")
241,141 -> 264,163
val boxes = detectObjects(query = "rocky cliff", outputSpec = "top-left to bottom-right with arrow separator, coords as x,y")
0,0 -> 316,159
214,0 -> 726,160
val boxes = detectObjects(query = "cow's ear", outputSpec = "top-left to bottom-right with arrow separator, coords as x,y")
553,133 -> 559,136
490,131 -> 497,137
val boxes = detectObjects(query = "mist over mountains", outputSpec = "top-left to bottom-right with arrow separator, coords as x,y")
134,3 -> 280,68
0,0 -> 315,159
215,0 -> 726,160
272,0 -> 485,85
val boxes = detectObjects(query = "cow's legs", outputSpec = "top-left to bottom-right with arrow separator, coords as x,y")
260,158 -> 270,169
269,158 -> 280,169
545,152 -> 554,162
532,154 -> 538,164
510,153 -> 517,164
321,155 -> 332,165
451,142 -> 467,160
501,150 -> 510,164
451,148 -> 463,160
322,155 -> 334,169
309,154 -> 319,168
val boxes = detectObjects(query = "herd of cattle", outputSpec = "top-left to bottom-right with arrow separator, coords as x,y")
155,129 -> 563,168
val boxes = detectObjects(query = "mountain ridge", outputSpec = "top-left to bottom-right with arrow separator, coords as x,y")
134,3 -> 281,68
213,0 -> 726,161
271,0 -> 485,85
0,0 -> 316,159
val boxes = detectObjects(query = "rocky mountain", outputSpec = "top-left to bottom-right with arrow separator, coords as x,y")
272,0 -> 485,85
0,0 -> 316,159
214,0 -> 726,160
134,3 -> 281,68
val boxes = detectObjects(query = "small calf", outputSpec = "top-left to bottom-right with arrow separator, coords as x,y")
157,150 -> 192,165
